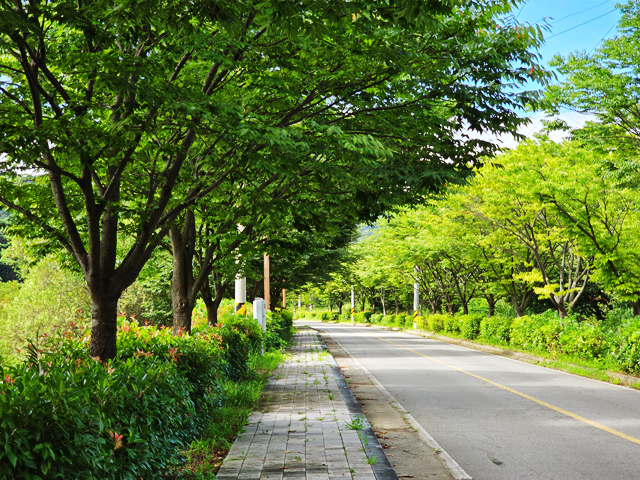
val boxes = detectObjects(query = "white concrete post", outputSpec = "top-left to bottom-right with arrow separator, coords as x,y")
351,288 -> 355,322
235,224 -> 247,315
253,297 -> 266,332
413,266 -> 419,329
235,277 -> 246,314
253,297 -> 266,355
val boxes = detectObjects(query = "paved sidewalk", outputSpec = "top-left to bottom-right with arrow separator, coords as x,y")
216,329 -> 380,480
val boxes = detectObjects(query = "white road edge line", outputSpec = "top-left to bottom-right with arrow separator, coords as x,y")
319,328 -> 472,480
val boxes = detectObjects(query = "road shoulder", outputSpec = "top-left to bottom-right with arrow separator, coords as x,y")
314,326 -> 467,480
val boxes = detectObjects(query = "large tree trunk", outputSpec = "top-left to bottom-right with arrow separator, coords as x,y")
201,277 -> 215,324
201,271 -> 226,326
170,211 -> 196,335
462,302 -> 469,315
633,300 -> 640,318
89,294 -> 120,360
511,294 -> 526,318
486,294 -> 496,318
170,212 -> 242,334
429,301 -> 438,314
338,302 -> 343,315
552,295 -> 568,319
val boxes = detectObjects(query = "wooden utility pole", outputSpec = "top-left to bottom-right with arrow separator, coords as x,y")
264,253 -> 270,311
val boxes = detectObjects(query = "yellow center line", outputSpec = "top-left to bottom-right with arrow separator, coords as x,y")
376,336 -> 640,446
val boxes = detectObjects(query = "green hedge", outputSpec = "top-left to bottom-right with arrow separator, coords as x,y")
416,312 -> 640,373
394,314 -> 407,327
480,316 -> 513,344
263,310 -> 294,351
353,311 -> 373,323
459,314 -> 482,340
612,320 -> 640,371
0,312 -> 291,479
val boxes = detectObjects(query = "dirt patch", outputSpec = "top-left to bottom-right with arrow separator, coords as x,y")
319,331 -> 453,480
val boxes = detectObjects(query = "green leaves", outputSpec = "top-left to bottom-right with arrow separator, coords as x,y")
0,310 -> 293,478
335,137 -> 640,318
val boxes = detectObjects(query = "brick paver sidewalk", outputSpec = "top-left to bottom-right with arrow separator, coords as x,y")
216,329 -> 378,480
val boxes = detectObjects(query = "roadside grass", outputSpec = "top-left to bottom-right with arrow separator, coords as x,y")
173,349 -> 285,479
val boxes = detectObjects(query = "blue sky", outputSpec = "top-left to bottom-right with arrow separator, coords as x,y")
517,0 -> 622,64
491,0 -> 624,146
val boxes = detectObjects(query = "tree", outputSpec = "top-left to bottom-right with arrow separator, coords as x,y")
0,0 -> 547,359
464,140 -> 597,318
0,211 -> 18,282
545,0 -> 640,150
519,141 -> 640,313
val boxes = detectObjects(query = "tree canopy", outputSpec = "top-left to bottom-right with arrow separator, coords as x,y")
323,138 -> 640,319
1,0 -> 547,358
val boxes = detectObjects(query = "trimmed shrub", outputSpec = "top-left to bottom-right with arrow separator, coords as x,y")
480,316 -> 513,344
212,314 -> 263,380
510,315 -> 550,352
540,321 -> 564,354
263,310 -> 294,351
427,314 -> 447,332
0,328 -> 223,479
460,315 -> 482,340
612,320 -> 640,372
370,314 -> 383,324
363,311 -> 373,323
559,321 -> 607,360
321,312 -> 330,321
118,321 -> 225,414
383,314 -> 396,326
0,306 -> 295,479
394,314 -> 407,327
442,315 -> 461,335
404,314 -> 414,329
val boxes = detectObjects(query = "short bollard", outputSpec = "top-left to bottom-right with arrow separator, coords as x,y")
253,297 -> 267,355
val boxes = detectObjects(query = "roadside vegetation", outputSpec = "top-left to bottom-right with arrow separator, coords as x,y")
0,307 -> 293,479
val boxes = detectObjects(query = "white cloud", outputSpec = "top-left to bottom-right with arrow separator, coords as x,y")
484,111 -> 596,150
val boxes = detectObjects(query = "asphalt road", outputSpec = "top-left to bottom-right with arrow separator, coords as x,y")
303,321 -> 640,480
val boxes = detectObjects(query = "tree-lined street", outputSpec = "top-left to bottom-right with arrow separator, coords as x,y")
308,322 -> 640,480
4,0 -> 640,477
